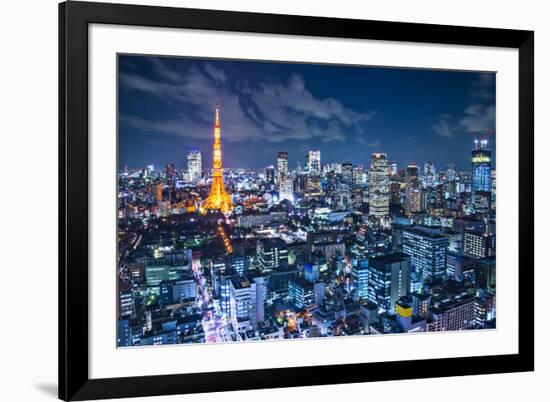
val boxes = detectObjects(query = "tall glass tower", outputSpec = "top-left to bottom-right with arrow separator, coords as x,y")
369,153 -> 390,217
471,138 -> 492,193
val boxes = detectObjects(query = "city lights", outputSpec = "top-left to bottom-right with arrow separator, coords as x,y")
117,57 -> 496,347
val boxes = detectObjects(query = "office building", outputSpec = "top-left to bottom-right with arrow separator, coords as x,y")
402,226 -> 448,279
257,238 -> 288,273
306,150 -> 321,175
368,252 -> 411,314
187,149 -> 202,183
463,231 -> 496,258
472,138 -> 492,193
352,259 -> 369,301
428,296 -> 475,331
369,153 -> 390,217
277,151 -> 288,184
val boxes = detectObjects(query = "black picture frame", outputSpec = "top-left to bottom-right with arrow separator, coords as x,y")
59,1 -> 534,400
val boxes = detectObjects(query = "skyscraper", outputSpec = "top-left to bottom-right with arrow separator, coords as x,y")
279,177 -> 294,201
204,102 -> 233,213
257,238 -> 288,273
265,165 -> 275,186
368,252 -> 411,314
306,150 -> 321,175
277,151 -> 288,185
472,138 -> 492,193
389,161 -> 398,176
369,153 -> 390,217
342,162 -> 354,187
406,163 -> 419,182
404,163 -> 420,216
229,276 -> 259,329
402,226 -> 448,279
187,149 -> 202,184
423,161 -> 436,188
352,259 -> 369,301
463,230 -> 496,258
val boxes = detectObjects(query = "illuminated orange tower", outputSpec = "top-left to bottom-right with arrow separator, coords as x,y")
203,102 -> 233,214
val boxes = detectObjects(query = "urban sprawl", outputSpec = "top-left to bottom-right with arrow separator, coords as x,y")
117,103 -> 496,347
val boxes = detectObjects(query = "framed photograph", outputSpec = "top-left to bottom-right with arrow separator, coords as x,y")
59,1 -> 534,400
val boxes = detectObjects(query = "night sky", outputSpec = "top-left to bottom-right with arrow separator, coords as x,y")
118,55 -> 496,172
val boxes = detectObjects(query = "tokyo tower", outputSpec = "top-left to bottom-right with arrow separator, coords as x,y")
203,102 -> 233,214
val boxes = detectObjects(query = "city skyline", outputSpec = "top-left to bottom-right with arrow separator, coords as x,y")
117,55 -> 496,347
118,55 -> 496,171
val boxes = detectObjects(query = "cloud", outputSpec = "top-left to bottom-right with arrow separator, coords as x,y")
149,58 -> 182,83
459,104 -> 495,133
433,114 -> 455,138
119,59 -> 375,145
250,74 -> 371,126
204,63 -> 226,83
432,73 -> 495,139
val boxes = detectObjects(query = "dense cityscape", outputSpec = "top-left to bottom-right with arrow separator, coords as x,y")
117,100 -> 496,347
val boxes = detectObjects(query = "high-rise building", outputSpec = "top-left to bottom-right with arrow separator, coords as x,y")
353,165 -> 368,189
404,163 -> 420,216
165,163 -> 175,184
265,165 -> 275,186
367,252 -> 411,314
306,150 -> 321,175
187,149 -> 202,184
427,296 -> 475,331
412,292 -> 431,317
475,257 -> 496,291
279,177 -> 294,202
257,238 -> 288,273
446,163 -> 456,182
288,277 -> 316,310
474,293 -> 495,327
424,161 -> 436,188
491,169 -> 496,210
204,102 -> 233,213
352,259 -> 369,301
409,187 -> 426,213
220,276 -> 232,318
250,274 -> 266,324
369,153 -> 390,217
406,163 -> 419,182
118,281 -> 135,317
229,276 -> 258,329
472,138 -> 492,193
402,226 -> 448,279
342,162 -> 354,187
463,230 -> 496,258
389,182 -> 401,205
305,150 -> 321,195
389,162 -> 398,176
229,255 -> 249,276
277,151 -> 288,185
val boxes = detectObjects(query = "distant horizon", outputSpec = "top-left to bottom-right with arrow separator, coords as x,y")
118,55 -> 496,172
120,155 -> 486,174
